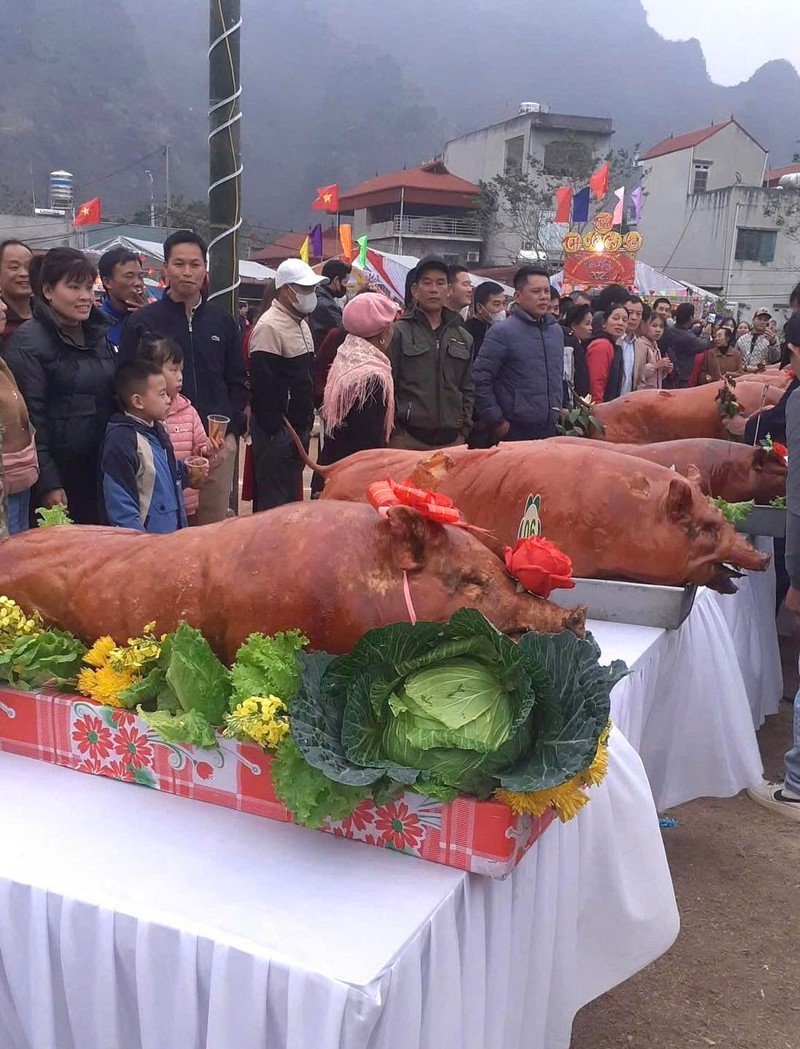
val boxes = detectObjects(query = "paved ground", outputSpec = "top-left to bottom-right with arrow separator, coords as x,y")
571,703 -> 798,1049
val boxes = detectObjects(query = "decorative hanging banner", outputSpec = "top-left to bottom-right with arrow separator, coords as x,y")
561,212 -> 642,292
309,223 -> 324,258
339,223 -> 353,259
571,186 -> 591,223
299,236 -> 310,264
631,186 -> 644,223
554,186 -> 573,224
589,163 -> 609,200
357,235 -> 369,268
612,187 -> 625,226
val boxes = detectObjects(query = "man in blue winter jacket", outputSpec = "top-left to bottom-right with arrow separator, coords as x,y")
473,266 -> 565,442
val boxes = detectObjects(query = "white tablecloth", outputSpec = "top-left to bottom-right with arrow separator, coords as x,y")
0,730 -> 678,1049
712,536 -> 782,728
592,587 -> 764,811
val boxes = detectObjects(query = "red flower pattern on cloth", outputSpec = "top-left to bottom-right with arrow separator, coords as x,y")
110,709 -> 138,731
195,761 -> 214,781
342,799 -> 376,835
77,756 -> 107,776
374,800 -> 425,852
503,537 -> 575,598
72,713 -> 113,760
106,759 -> 136,783
113,726 -> 154,769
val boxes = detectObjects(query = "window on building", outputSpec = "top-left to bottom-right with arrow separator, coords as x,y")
735,228 -> 777,263
504,136 -> 525,174
692,163 -> 710,194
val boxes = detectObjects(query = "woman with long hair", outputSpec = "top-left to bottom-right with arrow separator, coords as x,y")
562,302 -> 593,399
585,304 -> 629,402
5,248 -> 115,523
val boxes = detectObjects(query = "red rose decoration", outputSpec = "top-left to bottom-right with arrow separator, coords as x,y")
503,537 -> 575,598
773,442 -> 788,462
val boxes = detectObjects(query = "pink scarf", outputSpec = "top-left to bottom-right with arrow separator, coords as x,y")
322,334 -> 395,441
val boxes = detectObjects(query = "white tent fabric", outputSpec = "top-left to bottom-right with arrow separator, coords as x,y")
87,236 -> 276,283
350,248 -> 513,303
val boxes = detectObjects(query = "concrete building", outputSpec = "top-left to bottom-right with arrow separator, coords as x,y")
443,106 -> 613,266
0,213 -> 76,250
337,162 -> 483,265
637,119 -> 798,317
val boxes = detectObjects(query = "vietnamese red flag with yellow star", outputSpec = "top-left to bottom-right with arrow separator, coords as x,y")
72,197 -> 102,227
312,185 -> 339,213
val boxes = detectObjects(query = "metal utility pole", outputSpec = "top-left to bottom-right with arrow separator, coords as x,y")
164,144 -> 172,229
145,170 -> 155,227
208,0 -> 242,314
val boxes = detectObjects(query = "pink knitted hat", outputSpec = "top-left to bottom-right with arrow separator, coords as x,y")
342,293 -> 398,338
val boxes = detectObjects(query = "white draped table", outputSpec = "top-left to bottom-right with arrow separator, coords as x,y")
712,536 -> 782,728
0,728 -> 678,1049
592,587 -> 764,811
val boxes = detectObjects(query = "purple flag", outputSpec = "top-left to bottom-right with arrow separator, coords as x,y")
631,186 -> 644,223
572,186 -> 590,224
309,223 -> 323,258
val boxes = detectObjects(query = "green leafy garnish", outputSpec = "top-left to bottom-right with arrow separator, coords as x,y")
0,629 -> 86,689
286,610 -> 622,821
271,736 -> 370,829
709,497 -> 755,525
137,707 -> 218,749
35,505 -> 73,527
770,496 -> 787,509
230,630 -> 308,709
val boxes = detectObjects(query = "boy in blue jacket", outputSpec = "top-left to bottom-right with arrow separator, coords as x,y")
102,360 -> 207,532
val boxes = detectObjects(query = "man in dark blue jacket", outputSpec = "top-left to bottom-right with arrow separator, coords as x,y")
119,230 -> 247,523
473,266 -> 564,442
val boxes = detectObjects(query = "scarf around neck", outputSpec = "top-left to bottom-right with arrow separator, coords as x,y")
322,334 -> 395,441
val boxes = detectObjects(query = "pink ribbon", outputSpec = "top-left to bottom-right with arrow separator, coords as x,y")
402,571 -> 418,625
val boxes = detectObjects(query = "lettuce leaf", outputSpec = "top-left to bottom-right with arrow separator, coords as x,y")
271,737 -> 369,829
0,629 -> 86,689
137,707 -> 218,749
230,630 -> 308,708
165,623 -> 231,725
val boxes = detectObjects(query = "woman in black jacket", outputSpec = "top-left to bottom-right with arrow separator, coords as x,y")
562,303 -> 593,400
5,248 -> 115,524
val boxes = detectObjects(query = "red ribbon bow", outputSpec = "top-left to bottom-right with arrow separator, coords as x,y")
367,479 -> 464,526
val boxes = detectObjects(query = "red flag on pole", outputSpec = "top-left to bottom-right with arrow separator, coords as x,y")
312,185 -> 339,212
72,197 -> 102,227
589,163 -> 609,200
554,187 -> 573,224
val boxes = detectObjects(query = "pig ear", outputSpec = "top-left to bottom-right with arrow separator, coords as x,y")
665,477 -> 694,525
385,505 -> 431,572
751,447 -> 770,470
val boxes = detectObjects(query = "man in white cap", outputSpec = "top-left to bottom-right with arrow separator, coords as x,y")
248,258 -> 328,510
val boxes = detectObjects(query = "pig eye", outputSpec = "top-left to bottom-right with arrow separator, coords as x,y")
461,571 -> 488,589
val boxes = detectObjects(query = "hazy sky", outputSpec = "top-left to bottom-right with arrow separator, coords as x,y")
641,0 -> 799,86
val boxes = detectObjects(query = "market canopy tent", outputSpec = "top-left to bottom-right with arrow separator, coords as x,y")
551,260 -> 716,300
87,236 -> 277,284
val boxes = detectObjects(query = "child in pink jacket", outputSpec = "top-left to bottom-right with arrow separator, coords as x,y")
136,336 -> 213,520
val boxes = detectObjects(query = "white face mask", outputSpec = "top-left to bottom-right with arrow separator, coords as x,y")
292,288 -> 318,314
487,309 -> 506,325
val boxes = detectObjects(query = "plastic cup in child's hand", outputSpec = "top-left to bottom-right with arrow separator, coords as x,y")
208,415 -> 230,444
185,456 -> 210,489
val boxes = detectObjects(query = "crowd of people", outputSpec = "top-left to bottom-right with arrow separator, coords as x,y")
1,230 -> 799,542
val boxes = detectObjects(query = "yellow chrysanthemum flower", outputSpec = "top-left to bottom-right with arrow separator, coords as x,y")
77,664 -> 135,708
0,596 -> 42,651
84,636 -> 117,668
495,721 -> 612,824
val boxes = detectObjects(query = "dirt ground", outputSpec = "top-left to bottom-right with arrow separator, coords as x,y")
571,702 -> 799,1049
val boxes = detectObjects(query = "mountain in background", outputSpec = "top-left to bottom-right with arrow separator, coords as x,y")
2,0 -> 799,233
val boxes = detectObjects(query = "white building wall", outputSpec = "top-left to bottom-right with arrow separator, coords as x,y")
693,123 -> 767,192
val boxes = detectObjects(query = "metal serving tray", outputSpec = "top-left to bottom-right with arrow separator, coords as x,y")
549,578 -> 698,630
735,505 -> 786,539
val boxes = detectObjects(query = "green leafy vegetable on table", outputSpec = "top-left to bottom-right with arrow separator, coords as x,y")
0,629 -> 86,689
709,497 -> 755,525
275,609 -> 623,825
771,496 -> 787,509
230,630 -> 308,708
